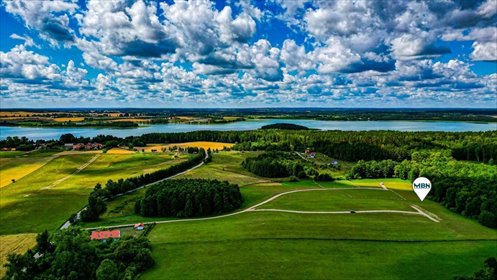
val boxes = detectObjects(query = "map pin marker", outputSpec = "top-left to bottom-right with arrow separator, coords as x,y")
412,177 -> 432,201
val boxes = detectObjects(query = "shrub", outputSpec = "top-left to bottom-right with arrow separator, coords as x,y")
314,173 -> 334,182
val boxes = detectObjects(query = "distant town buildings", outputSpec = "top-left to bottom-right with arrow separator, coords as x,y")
65,143 -> 104,150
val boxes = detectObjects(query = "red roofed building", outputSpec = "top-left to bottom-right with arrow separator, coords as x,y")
91,230 -> 120,240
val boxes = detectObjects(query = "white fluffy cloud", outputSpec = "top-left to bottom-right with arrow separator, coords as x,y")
1,0 -> 496,107
4,0 -> 77,44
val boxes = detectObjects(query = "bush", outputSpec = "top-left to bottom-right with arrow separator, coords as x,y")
478,210 -> 497,228
314,173 -> 334,182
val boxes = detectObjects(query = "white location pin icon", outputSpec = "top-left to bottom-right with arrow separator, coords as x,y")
412,177 -> 432,201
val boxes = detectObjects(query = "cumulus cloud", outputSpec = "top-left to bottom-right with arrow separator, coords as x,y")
4,0 -> 77,44
391,32 -> 450,59
1,0 -> 496,106
78,0 -> 177,58
471,41 -> 497,61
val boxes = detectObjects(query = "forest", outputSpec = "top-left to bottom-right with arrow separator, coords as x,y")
3,229 -> 154,280
241,152 -> 306,178
135,179 -> 243,218
349,151 -> 497,228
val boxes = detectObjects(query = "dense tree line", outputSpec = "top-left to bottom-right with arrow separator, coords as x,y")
0,136 -> 35,150
349,151 -> 497,228
242,152 -> 306,178
135,179 -> 243,218
81,150 -> 206,221
81,184 -> 107,222
261,123 -> 309,130
3,228 -> 154,280
133,130 -> 497,163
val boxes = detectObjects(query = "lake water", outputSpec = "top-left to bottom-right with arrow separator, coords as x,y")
0,119 -> 495,140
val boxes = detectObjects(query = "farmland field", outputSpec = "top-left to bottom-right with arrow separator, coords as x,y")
0,233 -> 37,277
137,141 -> 235,153
0,152 -> 188,234
0,155 -> 56,188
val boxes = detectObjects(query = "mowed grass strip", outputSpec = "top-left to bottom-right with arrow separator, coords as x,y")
258,188 -> 413,211
0,233 -> 37,278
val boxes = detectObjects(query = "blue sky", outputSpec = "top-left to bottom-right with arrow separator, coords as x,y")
0,0 -> 496,108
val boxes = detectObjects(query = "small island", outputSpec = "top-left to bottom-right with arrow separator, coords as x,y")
260,123 -> 310,130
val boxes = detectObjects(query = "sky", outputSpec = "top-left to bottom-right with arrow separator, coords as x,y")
0,0 -> 496,108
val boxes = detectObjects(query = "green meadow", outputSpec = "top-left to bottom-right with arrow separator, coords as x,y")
142,186 -> 496,280
0,152 -> 187,234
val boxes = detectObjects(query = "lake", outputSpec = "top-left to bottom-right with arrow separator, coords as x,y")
0,119 -> 495,140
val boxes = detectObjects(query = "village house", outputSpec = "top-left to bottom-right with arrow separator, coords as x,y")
90,229 -> 120,241
134,223 -> 145,231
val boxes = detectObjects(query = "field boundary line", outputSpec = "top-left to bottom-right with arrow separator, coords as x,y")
251,208 -> 420,215
411,205 -> 441,222
390,189 -> 407,200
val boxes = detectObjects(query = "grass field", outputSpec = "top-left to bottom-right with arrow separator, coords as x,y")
142,189 -> 496,279
0,152 -> 187,234
0,156 -> 55,188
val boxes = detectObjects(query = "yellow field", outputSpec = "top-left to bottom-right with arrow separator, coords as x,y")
0,233 -> 37,277
53,117 -> 84,122
110,118 -> 150,122
106,148 -> 135,154
138,141 -> 234,152
0,157 -> 55,188
175,116 -> 195,120
223,116 -> 240,121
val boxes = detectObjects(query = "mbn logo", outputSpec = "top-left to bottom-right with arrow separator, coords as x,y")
414,183 -> 431,189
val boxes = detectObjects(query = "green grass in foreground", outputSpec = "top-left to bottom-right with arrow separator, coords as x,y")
143,208 -> 496,280
145,240 -> 496,280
